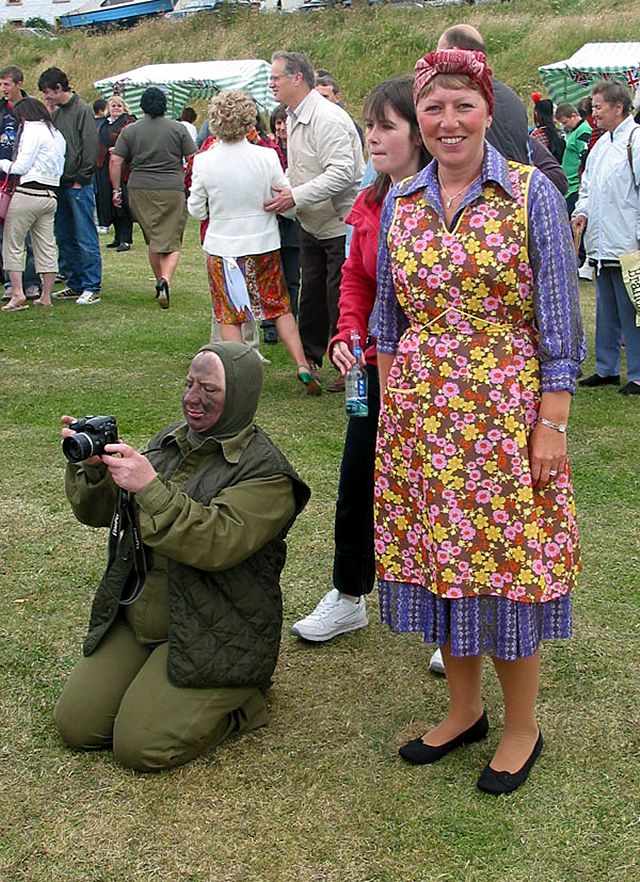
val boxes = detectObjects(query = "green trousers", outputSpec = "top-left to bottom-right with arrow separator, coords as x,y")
54,620 -> 268,772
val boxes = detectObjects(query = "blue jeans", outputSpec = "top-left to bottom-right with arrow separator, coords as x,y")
595,265 -> 640,382
55,185 -> 102,292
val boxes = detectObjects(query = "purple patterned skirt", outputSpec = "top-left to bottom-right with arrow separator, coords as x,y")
379,581 -> 571,660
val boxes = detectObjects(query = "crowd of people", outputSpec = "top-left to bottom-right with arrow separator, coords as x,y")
7,29 -> 639,793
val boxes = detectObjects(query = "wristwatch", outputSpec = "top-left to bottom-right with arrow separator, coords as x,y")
537,416 -> 567,433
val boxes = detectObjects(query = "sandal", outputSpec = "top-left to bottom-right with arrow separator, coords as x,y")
2,300 -> 28,312
297,365 -> 321,397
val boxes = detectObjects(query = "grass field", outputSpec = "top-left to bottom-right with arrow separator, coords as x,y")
1,219 -> 639,882
1,1 -> 640,878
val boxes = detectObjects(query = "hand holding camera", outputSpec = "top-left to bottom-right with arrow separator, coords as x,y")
61,415 -> 157,493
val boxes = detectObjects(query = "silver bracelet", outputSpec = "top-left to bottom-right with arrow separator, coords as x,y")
537,416 -> 567,434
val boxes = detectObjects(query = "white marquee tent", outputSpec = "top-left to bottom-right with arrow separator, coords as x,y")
539,42 -> 640,106
94,59 -> 276,119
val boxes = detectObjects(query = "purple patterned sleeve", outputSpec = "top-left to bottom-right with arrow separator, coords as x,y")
527,170 -> 588,393
371,188 -> 408,353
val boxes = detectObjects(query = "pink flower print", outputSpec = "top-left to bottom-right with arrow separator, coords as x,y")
442,489 -> 456,503
452,251 -> 466,266
465,480 -> 477,492
509,242 -> 520,255
518,283 -> 529,297
406,530 -> 418,545
489,368 -> 506,385
497,249 -> 512,264
545,542 -> 560,559
475,439 -> 492,455
496,401 -> 511,414
487,429 -> 502,442
436,549 -> 450,565
532,558 -> 545,576
555,531 -> 568,544
446,586 -> 464,598
460,523 -> 476,541
476,489 -> 491,504
504,526 -> 517,541
405,217 -> 418,230
383,530 -> 393,544
489,389 -> 502,402
441,270 -> 452,282
418,267 -> 428,279
432,453 -> 447,470
455,355 -> 467,368
486,233 -> 504,247
427,274 -> 440,288
434,394 -> 448,408
469,468 -> 481,480
377,475 -> 390,490
442,382 -> 460,398
493,510 -> 509,524
434,343 -> 449,357
441,233 -> 456,247
469,213 -> 484,228
375,539 -> 386,554
414,239 -> 426,253
444,443 -> 457,456
449,507 -> 463,524
490,573 -> 505,589
501,438 -> 518,455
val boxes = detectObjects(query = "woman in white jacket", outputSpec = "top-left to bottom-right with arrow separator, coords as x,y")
1,98 -> 66,311
187,90 -> 319,395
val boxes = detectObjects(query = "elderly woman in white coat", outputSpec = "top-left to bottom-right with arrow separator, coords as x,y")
187,89 -> 319,395
1,97 -> 65,311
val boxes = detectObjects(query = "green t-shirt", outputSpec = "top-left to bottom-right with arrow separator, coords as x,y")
113,115 -> 195,190
561,119 -> 592,197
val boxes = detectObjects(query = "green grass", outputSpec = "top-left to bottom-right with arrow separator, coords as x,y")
1,220 -> 639,882
1,1 -> 640,877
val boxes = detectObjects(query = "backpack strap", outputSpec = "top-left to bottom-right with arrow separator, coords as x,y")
628,125 -> 640,192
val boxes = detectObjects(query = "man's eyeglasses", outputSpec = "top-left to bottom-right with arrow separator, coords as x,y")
269,74 -> 293,84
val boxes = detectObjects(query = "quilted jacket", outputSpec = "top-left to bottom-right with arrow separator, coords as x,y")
67,422 -> 310,690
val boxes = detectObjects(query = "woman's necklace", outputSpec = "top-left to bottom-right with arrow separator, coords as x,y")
438,173 -> 480,209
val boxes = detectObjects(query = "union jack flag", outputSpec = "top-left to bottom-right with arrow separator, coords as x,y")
623,68 -> 640,89
570,69 -> 591,87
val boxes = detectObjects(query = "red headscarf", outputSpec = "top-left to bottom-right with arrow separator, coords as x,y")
413,49 -> 494,117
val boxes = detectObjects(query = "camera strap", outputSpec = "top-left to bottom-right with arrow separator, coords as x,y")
107,488 -> 147,605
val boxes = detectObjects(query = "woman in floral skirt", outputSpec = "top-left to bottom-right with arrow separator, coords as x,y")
374,49 -> 587,794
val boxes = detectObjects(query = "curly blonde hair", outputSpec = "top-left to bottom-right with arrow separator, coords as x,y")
208,90 -> 256,141
107,94 -> 131,116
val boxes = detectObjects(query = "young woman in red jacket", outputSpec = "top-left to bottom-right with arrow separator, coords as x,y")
291,77 -> 430,641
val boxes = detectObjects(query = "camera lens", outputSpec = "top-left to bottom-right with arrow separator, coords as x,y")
62,432 -> 95,463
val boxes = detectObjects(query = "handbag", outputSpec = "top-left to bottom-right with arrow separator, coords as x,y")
0,173 -> 15,224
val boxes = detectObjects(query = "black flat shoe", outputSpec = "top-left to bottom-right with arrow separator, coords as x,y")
106,240 -> 119,249
399,710 -> 489,765
155,277 -> 170,309
619,381 -> 640,396
477,730 -> 543,795
578,372 -> 620,387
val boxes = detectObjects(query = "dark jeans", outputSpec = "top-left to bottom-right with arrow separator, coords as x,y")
333,364 -> 380,597
55,184 -> 102,292
565,191 -> 585,265
298,228 -> 346,367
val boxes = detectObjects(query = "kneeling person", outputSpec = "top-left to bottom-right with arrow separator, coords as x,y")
55,342 -> 310,771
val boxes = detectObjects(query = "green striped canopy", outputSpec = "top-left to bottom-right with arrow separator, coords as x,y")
94,59 -> 276,119
539,42 -> 640,106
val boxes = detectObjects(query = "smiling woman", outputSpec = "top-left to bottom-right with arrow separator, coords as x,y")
373,48 -> 587,796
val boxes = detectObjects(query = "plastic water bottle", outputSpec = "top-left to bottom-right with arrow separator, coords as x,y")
345,330 -> 368,417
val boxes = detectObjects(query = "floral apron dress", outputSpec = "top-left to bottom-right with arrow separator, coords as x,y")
375,164 -> 580,657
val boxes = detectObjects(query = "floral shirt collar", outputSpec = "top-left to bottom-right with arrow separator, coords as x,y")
394,142 -> 519,216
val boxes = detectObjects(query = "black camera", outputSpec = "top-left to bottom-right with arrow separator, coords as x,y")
62,415 -> 118,464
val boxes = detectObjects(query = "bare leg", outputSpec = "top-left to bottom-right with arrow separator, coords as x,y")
490,652 -> 540,772
6,269 -> 26,308
274,312 -> 311,370
35,271 -> 56,306
148,250 -> 162,280
219,323 -> 244,343
420,639 -> 484,746
158,251 -> 181,285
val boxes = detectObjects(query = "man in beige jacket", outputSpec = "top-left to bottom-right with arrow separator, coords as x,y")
265,51 -> 364,393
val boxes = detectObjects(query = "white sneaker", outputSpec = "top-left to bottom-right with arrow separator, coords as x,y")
76,290 -> 101,305
25,285 -> 41,300
578,260 -> 593,281
97,225 -> 110,235
429,648 -> 446,675
291,590 -> 368,641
